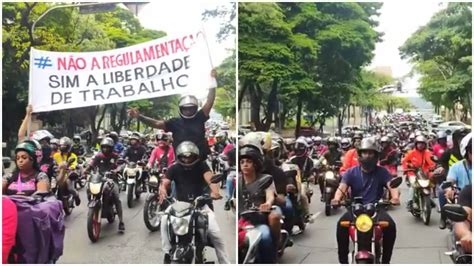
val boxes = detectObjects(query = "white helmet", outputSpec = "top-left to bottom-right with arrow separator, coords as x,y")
178,95 -> 199,119
460,133 -> 472,157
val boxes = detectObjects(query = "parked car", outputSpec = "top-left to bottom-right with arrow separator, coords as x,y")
430,115 -> 443,126
436,121 -> 471,135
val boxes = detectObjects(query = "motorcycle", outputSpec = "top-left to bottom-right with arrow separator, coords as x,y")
123,159 -> 146,208
159,174 -> 224,264
75,156 -> 88,189
238,175 -> 291,263
440,181 -> 461,229
143,167 -> 172,232
86,171 -> 118,243
404,167 -> 434,225
56,158 -> 77,216
338,177 -> 402,264
442,203 -> 472,264
321,160 -> 342,216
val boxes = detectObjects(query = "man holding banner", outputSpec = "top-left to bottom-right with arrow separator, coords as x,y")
127,69 -> 217,162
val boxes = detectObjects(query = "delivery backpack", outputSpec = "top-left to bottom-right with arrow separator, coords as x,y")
8,194 -> 65,264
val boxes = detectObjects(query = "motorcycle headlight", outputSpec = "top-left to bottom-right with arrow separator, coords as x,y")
89,183 -> 102,195
127,169 -> 137,176
149,176 -> 159,185
355,214 -> 373,233
325,171 -> 335,180
418,179 -> 430,188
170,215 -> 192,236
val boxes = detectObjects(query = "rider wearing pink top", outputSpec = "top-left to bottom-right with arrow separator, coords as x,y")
147,131 -> 175,170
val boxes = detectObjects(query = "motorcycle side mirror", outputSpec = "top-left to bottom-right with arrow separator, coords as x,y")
442,204 -> 468,222
440,181 -> 453,190
211,173 -> 224,184
388,177 -> 403,188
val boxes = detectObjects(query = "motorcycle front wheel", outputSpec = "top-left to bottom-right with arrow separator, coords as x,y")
127,183 -> 135,208
421,194 -> 431,225
143,194 -> 164,232
325,191 -> 332,216
87,206 -> 101,243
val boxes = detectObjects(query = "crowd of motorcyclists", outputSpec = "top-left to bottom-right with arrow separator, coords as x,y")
237,113 -> 472,264
2,69 -> 240,264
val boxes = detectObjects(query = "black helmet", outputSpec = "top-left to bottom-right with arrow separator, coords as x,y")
239,144 -> 263,172
176,141 -> 200,167
452,128 -> 470,144
100,137 -> 115,148
178,95 -> 199,119
108,131 -> 119,143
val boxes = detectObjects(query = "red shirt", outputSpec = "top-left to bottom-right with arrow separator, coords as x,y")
2,196 -> 17,263
148,146 -> 175,169
433,143 -> 447,158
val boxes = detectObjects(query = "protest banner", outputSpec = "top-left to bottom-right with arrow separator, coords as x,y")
28,29 -> 214,112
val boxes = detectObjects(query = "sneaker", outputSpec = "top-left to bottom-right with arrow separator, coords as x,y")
224,201 -> 230,211
163,253 -> 171,264
74,195 -> 81,206
118,222 -> 125,232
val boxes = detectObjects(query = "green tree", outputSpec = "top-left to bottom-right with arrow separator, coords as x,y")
400,2 -> 471,121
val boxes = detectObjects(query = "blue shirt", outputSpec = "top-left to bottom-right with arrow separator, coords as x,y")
447,160 -> 472,190
114,143 -> 124,154
342,166 -> 392,204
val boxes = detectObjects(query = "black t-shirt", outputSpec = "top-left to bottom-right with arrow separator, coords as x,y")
290,156 -> 314,180
323,150 -> 343,166
263,157 -> 290,195
458,184 -> 472,209
124,145 -> 146,163
165,161 -> 211,202
165,109 -> 210,160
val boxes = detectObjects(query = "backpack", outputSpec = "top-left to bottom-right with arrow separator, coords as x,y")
8,194 -> 65,264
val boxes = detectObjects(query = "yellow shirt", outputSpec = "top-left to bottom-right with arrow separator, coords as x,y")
53,152 -> 78,170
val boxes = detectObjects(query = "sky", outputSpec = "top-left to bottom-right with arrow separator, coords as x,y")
368,1 -> 446,95
133,1 -> 235,99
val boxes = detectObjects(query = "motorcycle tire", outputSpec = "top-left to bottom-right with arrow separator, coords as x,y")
75,177 -> 86,189
107,205 -> 116,224
421,195 -> 431,225
127,184 -> 135,208
143,195 -> 162,232
87,207 -> 101,243
325,192 -> 332,216
63,195 -> 73,216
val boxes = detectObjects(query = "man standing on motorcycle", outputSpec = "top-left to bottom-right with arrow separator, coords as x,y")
239,143 -> 282,263
128,69 -> 217,162
83,137 -> 125,233
158,141 -> 230,264
53,137 -> 81,206
340,133 -> 363,175
331,138 -> 400,264
402,135 -> 436,210
439,133 -> 472,229
71,135 -> 86,157
379,136 -> 399,177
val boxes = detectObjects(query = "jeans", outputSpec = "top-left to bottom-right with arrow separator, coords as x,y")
171,181 -> 177,198
160,205 -> 230,264
225,170 -> 236,202
255,224 -> 276,263
336,210 -> 396,264
281,196 -> 294,221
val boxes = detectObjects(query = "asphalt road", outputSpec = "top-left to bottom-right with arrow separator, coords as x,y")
57,183 -> 236,263
280,174 -> 454,264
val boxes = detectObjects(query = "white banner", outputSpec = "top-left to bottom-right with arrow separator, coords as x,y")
29,29 -> 214,112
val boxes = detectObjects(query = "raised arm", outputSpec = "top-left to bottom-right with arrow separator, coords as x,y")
18,104 -> 33,142
201,69 -> 217,117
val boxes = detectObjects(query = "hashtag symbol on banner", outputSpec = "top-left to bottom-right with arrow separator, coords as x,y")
34,56 -> 53,69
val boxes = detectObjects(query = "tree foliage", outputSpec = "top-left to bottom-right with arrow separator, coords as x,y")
400,3 -> 471,121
